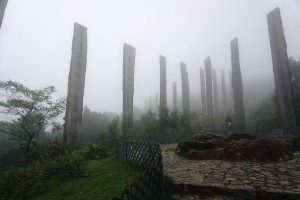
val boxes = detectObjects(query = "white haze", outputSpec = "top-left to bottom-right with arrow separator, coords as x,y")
0,0 -> 299,114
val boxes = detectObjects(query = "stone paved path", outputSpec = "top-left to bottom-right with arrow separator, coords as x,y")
162,143 -> 300,200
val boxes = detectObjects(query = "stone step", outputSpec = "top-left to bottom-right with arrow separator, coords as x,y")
173,182 -> 300,200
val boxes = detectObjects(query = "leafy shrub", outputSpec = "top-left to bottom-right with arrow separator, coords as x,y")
26,139 -> 75,163
0,150 -> 87,199
0,163 -> 47,199
43,151 -> 87,179
82,143 -> 111,160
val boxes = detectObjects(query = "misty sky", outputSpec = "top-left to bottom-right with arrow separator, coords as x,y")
0,0 -> 299,114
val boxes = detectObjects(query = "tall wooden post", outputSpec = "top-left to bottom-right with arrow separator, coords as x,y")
160,55 -> 167,108
267,7 -> 297,128
230,38 -> 246,131
212,69 -> 219,116
122,43 -> 136,136
0,0 -> 8,29
221,70 -> 227,111
205,57 -> 214,130
173,82 -> 177,111
180,62 -> 190,113
64,23 -> 87,145
200,68 -> 206,114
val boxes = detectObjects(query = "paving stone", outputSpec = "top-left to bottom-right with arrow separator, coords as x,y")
162,143 -> 300,200
279,167 -> 288,172
226,185 -> 256,199
279,181 -> 291,186
267,179 -> 277,184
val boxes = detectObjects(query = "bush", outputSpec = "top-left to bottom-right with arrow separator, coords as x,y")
82,143 -> 111,160
0,150 -> 87,199
26,139 -> 76,163
43,151 -> 87,179
0,163 -> 48,199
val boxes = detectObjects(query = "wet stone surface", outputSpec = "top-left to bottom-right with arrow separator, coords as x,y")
162,144 -> 300,199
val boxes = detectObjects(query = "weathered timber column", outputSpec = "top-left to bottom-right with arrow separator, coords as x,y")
149,96 -> 152,111
230,38 -> 246,131
64,23 -> 87,145
0,0 -> 8,29
228,70 -> 234,110
205,57 -> 214,130
212,69 -> 219,116
200,68 -> 206,114
172,82 -> 177,111
144,98 -> 148,112
180,62 -> 190,113
160,55 -> 167,108
221,70 -> 227,111
123,43 -> 136,136
155,93 -> 158,113
267,7 -> 297,128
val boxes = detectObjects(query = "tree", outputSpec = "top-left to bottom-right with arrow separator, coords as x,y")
107,117 -> 120,144
141,110 -> 159,139
289,57 -> 300,125
170,110 -> 180,132
0,80 -> 66,151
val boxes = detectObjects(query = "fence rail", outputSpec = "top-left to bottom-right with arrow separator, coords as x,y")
253,127 -> 300,138
113,139 -> 164,200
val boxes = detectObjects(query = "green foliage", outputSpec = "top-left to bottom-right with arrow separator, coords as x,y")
163,176 -> 175,200
247,57 -> 299,129
45,151 -> 87,179
248,94 -> 280,130
31,158 -> 141,200
82,142 -> 112,160
80,106 -> 119,145
0,149 -> 87,199
136,107 -> 203,143
189,111 -> 202,134
107,117 -> 120,145
26,139 -> 75,163
180,111 -> 191,130
141,110 -> 159,138
169,110 -> 180,132
158,106 -> 171,133
214,110 -> 234,131
289,57 -> 300,125
0,80 -> 66,151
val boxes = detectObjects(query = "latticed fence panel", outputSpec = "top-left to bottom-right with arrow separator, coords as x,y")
254,127 -> 300,138
113,139 -> 164,200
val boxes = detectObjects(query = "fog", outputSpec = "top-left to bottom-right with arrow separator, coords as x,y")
0,0 -> 299,114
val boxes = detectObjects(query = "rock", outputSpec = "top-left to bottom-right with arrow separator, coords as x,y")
207,139 -> 229,148
193,133 -> 229,142
223,138 -> 291,162
178,141 -> 215,152
226,185 -> 256,199
229,133 -> 256,141
279,181 -> 291,186
188,148 -> 223,160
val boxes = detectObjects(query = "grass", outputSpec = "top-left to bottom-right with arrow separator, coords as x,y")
32,157 -> 141,200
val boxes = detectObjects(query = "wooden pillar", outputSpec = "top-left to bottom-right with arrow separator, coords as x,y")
173,82 -> 177,111
221,70 -> 227,111
230,38 -> 246,131
200,68 -> 206,114
64,23 -> 87,145
180,62 -> 190,113
122,43 -> 136,136
205,57 -> 214,130
212,69 -> 219,116
267,7 -> 297,128
0,0 -> 8,29
160,55 -> 167,108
